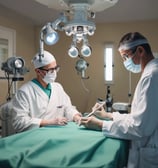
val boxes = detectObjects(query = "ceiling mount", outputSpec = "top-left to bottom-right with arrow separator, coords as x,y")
36,0 -> 119,58
35,0 -> 119,12
35,0 -> 119,79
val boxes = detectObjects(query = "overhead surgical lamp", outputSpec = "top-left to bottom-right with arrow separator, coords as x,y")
68,45 -> 79,58
39,10 -> 94,58
81,45 -> 92,57
37,0 -> 119,59
80,36 -> 92,57
68,35 -> 79,58
75,57 -> 89,79
39,14 -> 66,59
42,23 -> 59,45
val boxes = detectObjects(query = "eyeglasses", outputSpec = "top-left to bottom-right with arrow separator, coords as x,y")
121,47 -> 137,61
121,53 -> 131,61
39,65 -> 60,73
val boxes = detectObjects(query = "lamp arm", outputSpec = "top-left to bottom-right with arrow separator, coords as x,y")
51,13 -> 67,31
83,34 -> 88,43
81,70 -> 89,79
72,35 -> 77,45
39,30 -> 44,61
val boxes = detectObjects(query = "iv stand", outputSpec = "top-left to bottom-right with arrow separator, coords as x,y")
128,71 -> 132,107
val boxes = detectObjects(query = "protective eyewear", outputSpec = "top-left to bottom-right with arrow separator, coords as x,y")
39,65 -> 60,73
121,47 -> 137,61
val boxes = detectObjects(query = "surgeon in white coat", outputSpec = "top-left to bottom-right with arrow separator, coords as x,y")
12,50 -> 82,133
80,32 -> 158,168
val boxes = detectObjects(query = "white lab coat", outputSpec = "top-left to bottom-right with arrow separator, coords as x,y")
102,58 -> 158,168
11,81 -> 79,132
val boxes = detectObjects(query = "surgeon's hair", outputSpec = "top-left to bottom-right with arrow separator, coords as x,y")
118,32 -> 152,54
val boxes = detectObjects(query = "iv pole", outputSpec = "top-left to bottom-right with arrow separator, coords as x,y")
128,71 -> 132,107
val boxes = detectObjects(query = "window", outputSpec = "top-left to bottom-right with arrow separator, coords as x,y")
104,44 -> 114,84
0,26 -> 16,75
0,26 -> 16,96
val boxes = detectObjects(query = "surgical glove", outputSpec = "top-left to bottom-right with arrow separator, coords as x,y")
73,113 -> 82,124
92,103 -> 113,120
79,116 -> 103,131
52,117 -> 68,125
41,117 -> 68,126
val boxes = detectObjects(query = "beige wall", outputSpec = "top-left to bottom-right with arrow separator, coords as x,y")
0,5 -> 36,104
41,20 -> 158,112
0,4 -> 158,113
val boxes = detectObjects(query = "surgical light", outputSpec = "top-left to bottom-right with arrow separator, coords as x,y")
36,0 -> 119,59
68,46 -> 79,58
43,23 -> 59,45
14,59 -> 24,68
81,45 -> 92,57
1,57 -> 25,75
75,57 -> 89,79
38,3 -> 95,58
1,57 -> 29,99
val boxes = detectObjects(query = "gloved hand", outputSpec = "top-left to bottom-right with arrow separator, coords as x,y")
79,116 -> 103,131
51,117 -> 68,125
73,113 -> 82,124
40,117 -> 68,126
92,103 -> 113,120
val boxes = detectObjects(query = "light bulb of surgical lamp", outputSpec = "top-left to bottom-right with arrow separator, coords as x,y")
81,45 -> 92,57
68,46 -> 79,58
14,58 -> 24,68
44,31 -> 59,45
75,59 -> 88,71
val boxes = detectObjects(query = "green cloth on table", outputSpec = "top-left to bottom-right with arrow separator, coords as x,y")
0,122 -> 129,168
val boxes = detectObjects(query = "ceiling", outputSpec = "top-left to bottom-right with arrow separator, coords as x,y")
0,0 -> 158,26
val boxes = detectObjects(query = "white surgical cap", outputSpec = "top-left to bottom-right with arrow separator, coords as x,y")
32,50 -> 56,69
118,39 -> 148,51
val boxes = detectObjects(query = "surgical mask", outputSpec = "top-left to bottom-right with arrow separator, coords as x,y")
123,57 -> 141,73
43,71 -> 57,84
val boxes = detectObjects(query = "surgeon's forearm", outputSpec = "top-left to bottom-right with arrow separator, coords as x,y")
40,118 -> 68,126
40,119 -> 57,126
106,112 -> 113,120
40,119 -> 50,127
